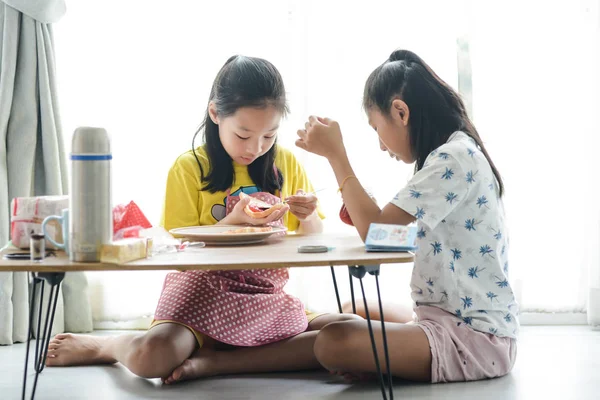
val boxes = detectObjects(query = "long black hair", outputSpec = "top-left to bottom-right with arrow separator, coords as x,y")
363,49 -> 504,196
192,55 -> 289,193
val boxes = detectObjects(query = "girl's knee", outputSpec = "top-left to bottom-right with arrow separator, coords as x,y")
308,312 -> 363,331
338,313 -> 364,322
342,301 -> 413,323
128,334 -> 179,378
314,320 -> 363,368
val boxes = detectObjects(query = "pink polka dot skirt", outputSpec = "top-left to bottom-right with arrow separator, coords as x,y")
153,268 -> 308,346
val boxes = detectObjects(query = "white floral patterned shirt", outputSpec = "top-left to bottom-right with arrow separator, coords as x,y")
391,131 -> 519,338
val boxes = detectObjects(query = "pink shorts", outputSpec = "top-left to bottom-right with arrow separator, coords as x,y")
414,305 -> 517,383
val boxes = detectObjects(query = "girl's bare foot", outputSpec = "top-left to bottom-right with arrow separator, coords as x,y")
45,333 -> 116,366
162,347 -> 219,385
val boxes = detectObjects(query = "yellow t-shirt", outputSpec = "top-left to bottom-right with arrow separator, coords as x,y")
161,146 -> 324,232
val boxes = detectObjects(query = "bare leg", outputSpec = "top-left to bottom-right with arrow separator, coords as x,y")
164,331 -> 318,384
164,313 -> 360,384
46,323 -> 197,379
314,319 -> 432,382
342,300 -> 413,323
307,312 -> 363,330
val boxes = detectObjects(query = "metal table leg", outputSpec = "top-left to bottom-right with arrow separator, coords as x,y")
371,267 -> 393,399
329,265 -> 358,315
348,267 -> 356,314
348,265 -> 393,400
329,266 -> 343,313
22,272 -> 65,400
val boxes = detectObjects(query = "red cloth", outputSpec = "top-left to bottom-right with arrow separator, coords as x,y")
113,201 -> 152,237
339,204 -> 354,226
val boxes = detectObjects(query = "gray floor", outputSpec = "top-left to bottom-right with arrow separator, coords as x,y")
1,326 -> 599,400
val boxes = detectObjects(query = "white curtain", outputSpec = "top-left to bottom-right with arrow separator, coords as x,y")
52,0 -> 599,327
466,0 -> 600,316
0,0 -> 93,344
586,3 -> 600,327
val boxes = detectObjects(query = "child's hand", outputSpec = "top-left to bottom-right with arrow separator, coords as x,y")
218,196 -> 289,226
296,116 -> 346,161
285,189 -> 318,221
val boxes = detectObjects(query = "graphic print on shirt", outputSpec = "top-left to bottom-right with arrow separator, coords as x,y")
210,186 -> 260,221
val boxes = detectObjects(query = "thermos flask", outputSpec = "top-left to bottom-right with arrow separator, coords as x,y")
70,127 -> 112,262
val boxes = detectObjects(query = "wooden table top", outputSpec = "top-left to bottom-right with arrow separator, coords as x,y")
0,233 -> 414,273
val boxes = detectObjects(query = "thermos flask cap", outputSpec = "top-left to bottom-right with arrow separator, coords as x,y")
71,127 -> 111,155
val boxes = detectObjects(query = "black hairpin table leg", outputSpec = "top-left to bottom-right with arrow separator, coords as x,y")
330,266 -> 343,313
348,267 -> 356,314
349,265 -> 393,400
22,272 -> 65,400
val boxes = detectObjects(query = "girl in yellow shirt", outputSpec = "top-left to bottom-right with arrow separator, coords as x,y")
46,55 -> 358,384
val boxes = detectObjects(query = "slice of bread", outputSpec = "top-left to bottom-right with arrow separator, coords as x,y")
239,192 -> 285,218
